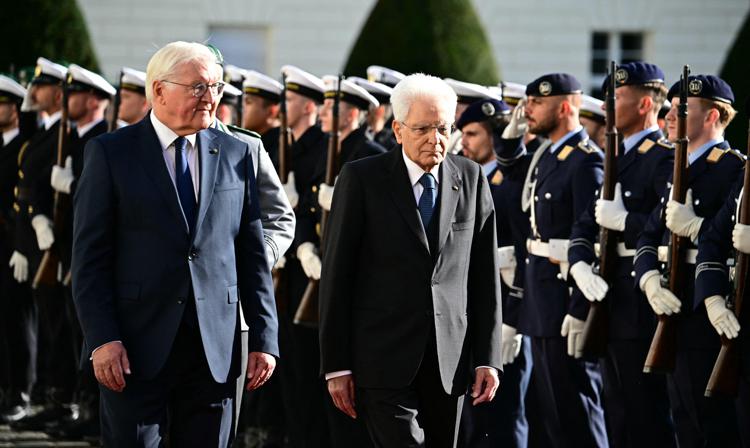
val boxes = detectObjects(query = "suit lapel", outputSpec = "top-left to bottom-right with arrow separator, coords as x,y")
193,129 -> 220,241
386,148 -> 430,254
436,156 -> 462,255
135,118 -> 186,230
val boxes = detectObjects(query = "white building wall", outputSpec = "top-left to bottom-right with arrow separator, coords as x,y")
78,0 -> 749,92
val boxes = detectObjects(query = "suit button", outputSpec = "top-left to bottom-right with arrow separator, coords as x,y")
631,271 -> 636,278
544,192 -> 551,200
534,196 -> 539,202
556,273 -> 563,280
312,185 -> 318,193
694,199 -> 700,205
624,191 -> 632,198
177,298 -> 184,305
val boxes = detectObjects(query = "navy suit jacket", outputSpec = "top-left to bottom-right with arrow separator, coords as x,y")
72,116 -> 278,384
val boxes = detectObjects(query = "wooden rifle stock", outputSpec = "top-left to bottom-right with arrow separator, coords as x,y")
273,73 -> 294,314
581,61 -> 619,357
704,99 -> 750,396
33,73 -> 72,289
109,70 -> 123,132
643,65 -> 691,373
294,74 -> 343,327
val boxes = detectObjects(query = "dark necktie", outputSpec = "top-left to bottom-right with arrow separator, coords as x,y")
418,173 -> 437,230
174,137 -> 196,234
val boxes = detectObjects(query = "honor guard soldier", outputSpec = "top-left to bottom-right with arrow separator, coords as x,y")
567,62 -> 676,448
348,76 -> 396,149
579,94 -> 606,148
242,70 -> 283,169
217,81 -> 242,127
0,76 -> 34,424
10,57 -> 73,428
116,67 -> 148,128
634,74 -> 744,447
454,98 -> 532,448
496,73 -> 609,447
444,78 -> 501,155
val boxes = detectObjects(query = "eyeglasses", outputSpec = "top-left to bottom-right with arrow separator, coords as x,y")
162,80 -> 225,98
399,121 -> 454,137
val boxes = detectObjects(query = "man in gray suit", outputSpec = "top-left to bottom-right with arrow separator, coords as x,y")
319,73 -> 502,448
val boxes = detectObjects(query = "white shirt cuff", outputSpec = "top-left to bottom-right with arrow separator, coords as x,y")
325,370 -> 353,381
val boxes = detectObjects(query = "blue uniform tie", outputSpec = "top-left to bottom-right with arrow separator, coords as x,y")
174,137 -> 196,234
418,173 -> 437,230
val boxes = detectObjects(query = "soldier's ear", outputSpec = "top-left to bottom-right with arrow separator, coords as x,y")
639,95 -> 653,116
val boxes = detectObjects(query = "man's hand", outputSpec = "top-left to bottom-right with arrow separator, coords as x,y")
50,155 -> 75,194
8,251 -> 28,283
732,223 -> 750,254
297,242 -> 321,280
569,261 -> 609,302
641,270 -> 681,315
283,171 -> 299,209
31,214 -> 54,251
246,352 -> 276,391
327,374 -> 357,419
92,341 -> 131,392
471,367 -> 500,405
560,314 -> 585,358
595,183 -> 628,231
318,183 -> 335,212
665,188 -> 703,242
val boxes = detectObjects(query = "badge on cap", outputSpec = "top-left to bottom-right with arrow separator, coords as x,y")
615,68 -> 629,84
481,101 -> 495,116
34,65 -> 42,77
689,79 -> 703,95
539,81 -> 552,96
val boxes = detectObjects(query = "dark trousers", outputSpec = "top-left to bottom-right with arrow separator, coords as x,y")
358,340 -> 464,448
667,347 -> 741,448
0,262 -> 36,404
459,335 -> 532,448
99,320 -> 236,447
601,339 -> 676,448
529,336 -> 608,448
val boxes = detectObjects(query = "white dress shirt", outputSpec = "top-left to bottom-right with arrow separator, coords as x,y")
43,110 -> 62,130
76,118 -> 106,138
2,127 -> 19,147
149,111 -> 200,201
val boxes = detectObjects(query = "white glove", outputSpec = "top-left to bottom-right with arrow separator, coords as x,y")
732,223 -> 750,254
560,314 -> 585,358
595,183 -> 628,232
704,295 -> 741,339
274,255 -> 287,270
50,155 -> 74,194
665,189 -> 703,242
497,246 -> 516,286
283,172 -> 299,209
318,183 -> 335,212
296,242 -> 321,280
501,324 -> 523,365
569,261 -> 609,302
501,98 -> 528,139
9,251 -> 29,283
31,214 -> 54,251
641,270 -> 681,315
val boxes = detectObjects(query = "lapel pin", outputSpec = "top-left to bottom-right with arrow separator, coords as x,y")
452,185 -> 459,191
209,147 -> 219,155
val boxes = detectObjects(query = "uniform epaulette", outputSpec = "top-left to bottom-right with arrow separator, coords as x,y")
576,140 -> 598,154
656,138 -> 673,150
490,170 -> 503,185
706,147 -> 738,163
637,139 -> 655,154
227,124 -> 261,139
726,148 -> 746,162
557,145 -> 575,161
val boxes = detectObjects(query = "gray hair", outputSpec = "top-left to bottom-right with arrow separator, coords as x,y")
145,41 -> 220,102
390,73 -> 457,123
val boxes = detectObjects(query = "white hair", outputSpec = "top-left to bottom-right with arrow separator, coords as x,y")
145,41 -> 220,102
390,73 -> 457,123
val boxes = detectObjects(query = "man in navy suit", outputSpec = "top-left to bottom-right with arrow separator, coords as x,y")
71,41 -> 278,447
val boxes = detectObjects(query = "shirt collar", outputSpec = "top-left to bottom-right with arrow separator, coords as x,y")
622,125 -> 660,155
76,118 -> 105,138
150,110 -> 197,151
402,148 -> 440,187
43,110 -> 62,131
2,127 -> 19,146
550,125 -> 583,154
688,138 -> 724,165
482,160 -> 498,178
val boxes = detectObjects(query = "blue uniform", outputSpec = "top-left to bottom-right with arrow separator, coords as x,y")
498,128 -> 608,448
695,176 -> 750,446
634,140 -> 744,448
568,128 -> 675,448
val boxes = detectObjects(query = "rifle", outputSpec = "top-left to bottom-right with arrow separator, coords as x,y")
273,73 -> 294,314
704,98 -> 750,396
33,72 -> 73,289
294,74 -> 343,327
643,65 -> 691,373
108,70 -> 123,131
580,61 -> 619,357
